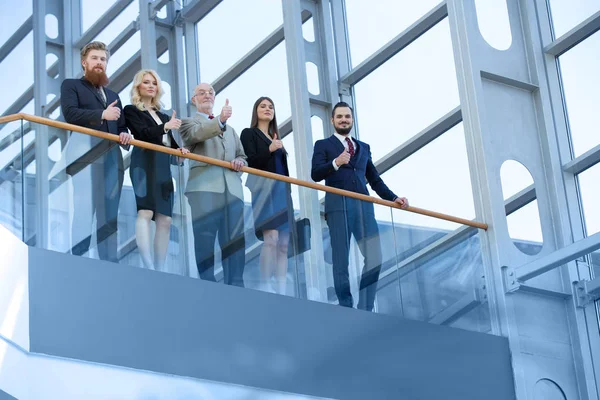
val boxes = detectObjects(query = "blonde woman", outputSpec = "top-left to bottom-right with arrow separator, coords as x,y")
123,69 -> 188,271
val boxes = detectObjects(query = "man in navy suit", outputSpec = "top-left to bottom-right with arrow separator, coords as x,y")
60,41 -> 132,262
311,102 -> 409,311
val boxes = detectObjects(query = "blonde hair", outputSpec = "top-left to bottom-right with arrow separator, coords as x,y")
80,41 -> 109,70
130,69 -> 164,111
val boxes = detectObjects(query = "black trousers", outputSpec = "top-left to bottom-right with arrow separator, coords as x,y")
187,190 -> 245,287
326,200 -> 382,311
71,146 -> 124,263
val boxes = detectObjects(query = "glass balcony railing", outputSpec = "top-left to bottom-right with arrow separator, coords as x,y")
0,113 -> 489,332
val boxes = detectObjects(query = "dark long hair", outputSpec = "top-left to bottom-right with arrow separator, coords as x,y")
250,96 -> 279,139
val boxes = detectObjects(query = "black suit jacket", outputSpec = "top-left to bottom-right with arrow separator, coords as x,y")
240,127 -> 289,192
311,135 -> 396,213
60,77 -> 127,134
123,105 -> 178,149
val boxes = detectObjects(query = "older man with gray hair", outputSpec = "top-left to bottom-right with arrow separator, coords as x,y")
180,83 -> 247,287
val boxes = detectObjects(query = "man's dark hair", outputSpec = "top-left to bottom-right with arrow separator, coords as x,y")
331,101 -> 354,118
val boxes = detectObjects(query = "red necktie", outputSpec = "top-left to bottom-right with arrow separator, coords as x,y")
345,137 -> 355,157
208,114 -> 215,119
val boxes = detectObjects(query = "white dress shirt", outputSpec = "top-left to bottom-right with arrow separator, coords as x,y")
147,109 -> 171,147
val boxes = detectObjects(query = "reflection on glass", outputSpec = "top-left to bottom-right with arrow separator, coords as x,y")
19,123 -> 187,274
6,116 -> 494,328
391,207 -> 490,333
345,0 -> 442,67
0,121 -> 24,240
548,0 -> 600,38
197,0 -> 283,83
378,123 -> 474,231
321,198 -> 399,312
558,32 -> 600,157
353,19 -> 459,162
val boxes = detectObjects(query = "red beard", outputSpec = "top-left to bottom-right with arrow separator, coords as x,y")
84,67 -> 109,87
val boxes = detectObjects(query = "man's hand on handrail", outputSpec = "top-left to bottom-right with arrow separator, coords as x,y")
394,197 -> 409,209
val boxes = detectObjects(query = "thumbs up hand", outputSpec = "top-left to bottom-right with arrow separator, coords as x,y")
220,98 -> 232,124
335,149 -> 351,167
164,110 -> 181,131
268,132 -> 284,152
102,99 -> 121,121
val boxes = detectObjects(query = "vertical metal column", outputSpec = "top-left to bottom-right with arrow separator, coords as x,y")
447,0 -> 597,398
139,0 -> 158,71
282,0 -> 327,301
530,0 -> 600,395
32,0 -> 50,248
329,0 -> 356,125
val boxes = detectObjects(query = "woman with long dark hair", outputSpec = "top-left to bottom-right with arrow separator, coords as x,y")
240,97 -> 293,294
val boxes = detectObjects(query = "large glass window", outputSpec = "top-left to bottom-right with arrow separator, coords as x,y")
0,2 -> 31,48
215,42 -> 291,136
557,31 -> 600,157
548,0 -> 600,38
81,0 -> 120,32
379,123 -> 475,232
353,19 -> 459,163
578,163 -> 600,236
196,0 -> 283,83
0,33 -> 33,115
345,0 -> 442,67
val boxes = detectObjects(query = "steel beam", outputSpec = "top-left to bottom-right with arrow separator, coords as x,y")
1,87 -> 34,117
374,106 -> 462,174
74,0 -> 135,49
139,0 -> 158,70
0,16 -> 33,64
339,1 -> 447,86
211,11 -> 310,94
504,185 -> 536,215
545,10 -> 600,56
516,231 -> 600,283
180,0 -> 222,24
563,142 -> 600,175
428,290 -> 481,325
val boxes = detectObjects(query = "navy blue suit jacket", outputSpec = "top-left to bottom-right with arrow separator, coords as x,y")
311,135 -> 396,213
60,77 -> 127,135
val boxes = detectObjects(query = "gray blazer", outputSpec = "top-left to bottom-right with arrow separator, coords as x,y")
180,113 -> 248,200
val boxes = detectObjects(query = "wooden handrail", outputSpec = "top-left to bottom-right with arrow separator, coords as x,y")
0,113 -> 488,230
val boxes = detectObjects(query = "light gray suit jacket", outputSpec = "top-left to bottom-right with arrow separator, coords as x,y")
180,113 -> 248,200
